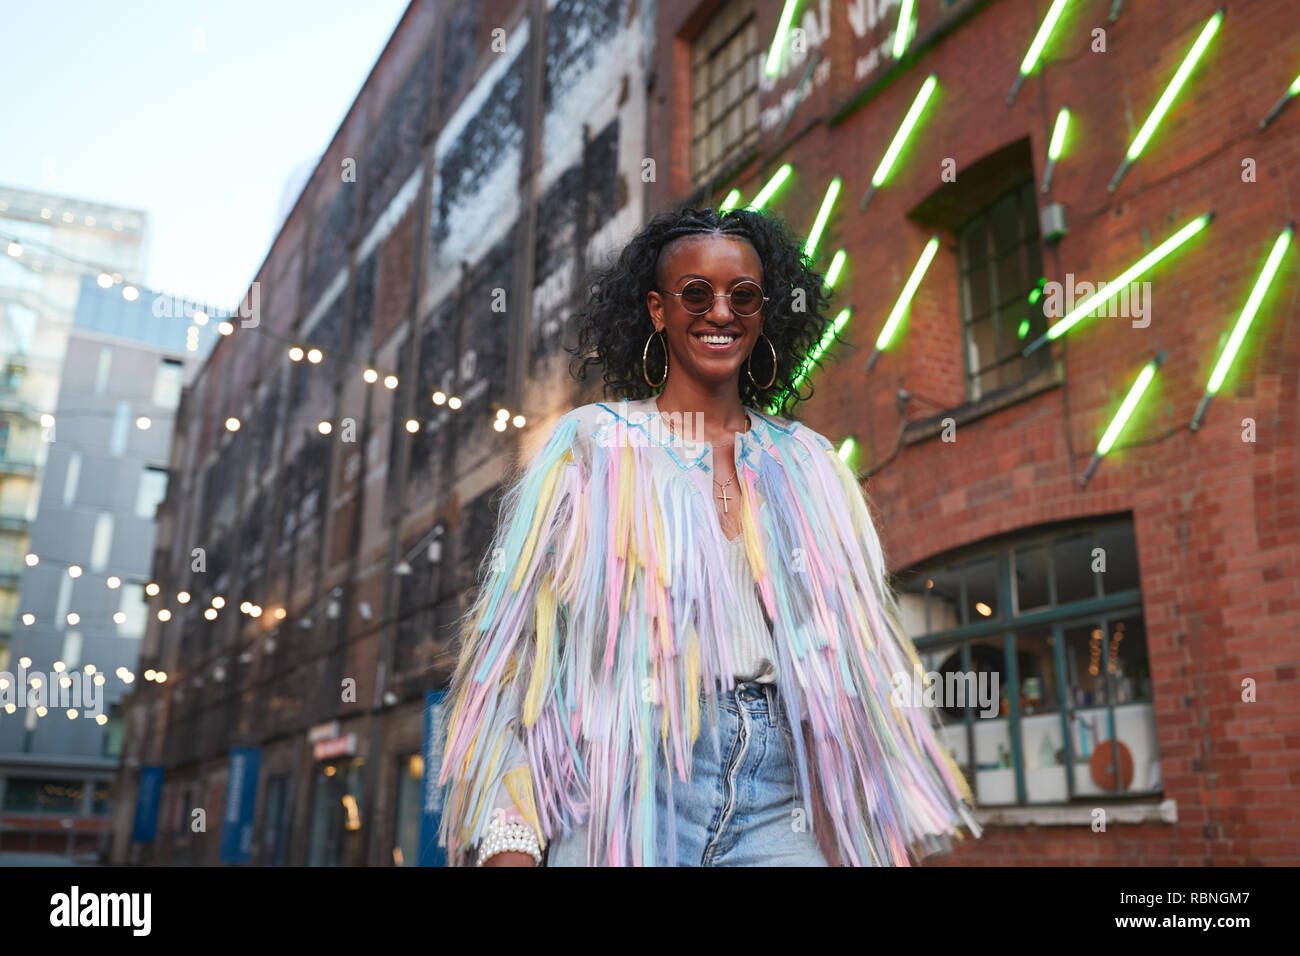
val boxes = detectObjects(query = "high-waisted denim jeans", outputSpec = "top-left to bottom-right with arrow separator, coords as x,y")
546,681 -> 829,866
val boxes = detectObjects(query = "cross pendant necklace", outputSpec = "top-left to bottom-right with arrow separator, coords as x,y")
715,473 -> 736,512
657,407 -> 743,513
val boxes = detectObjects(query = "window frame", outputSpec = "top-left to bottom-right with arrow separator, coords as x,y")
956,180 -> 1049,401
689,0 -> 761,188
897,518 -> 1158,808
136,465 -> 170,519
152,357 -> 185,408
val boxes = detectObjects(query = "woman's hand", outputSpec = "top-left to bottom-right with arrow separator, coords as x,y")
480,850 -> 538,867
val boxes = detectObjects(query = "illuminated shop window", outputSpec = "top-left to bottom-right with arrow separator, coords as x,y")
894,517 -> 1159,808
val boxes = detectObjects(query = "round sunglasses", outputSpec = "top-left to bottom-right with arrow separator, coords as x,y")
657,279 -> 768,317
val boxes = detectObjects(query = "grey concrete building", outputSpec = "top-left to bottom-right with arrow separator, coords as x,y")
0,274 -> 216,859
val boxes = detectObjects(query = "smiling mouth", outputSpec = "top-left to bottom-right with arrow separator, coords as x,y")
692,331 -> 741,350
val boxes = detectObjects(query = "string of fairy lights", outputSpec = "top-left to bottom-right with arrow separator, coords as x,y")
747,1 -> 1297,482
0,226 -> 536,440
2,180 -> 533,719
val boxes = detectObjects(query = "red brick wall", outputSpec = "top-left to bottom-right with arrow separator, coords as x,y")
653,0 -> 1300,864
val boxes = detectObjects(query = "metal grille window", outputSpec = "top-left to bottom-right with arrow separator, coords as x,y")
691,0 -> 760,187
957,180 -> 1049,399
894,518 -> 1160,808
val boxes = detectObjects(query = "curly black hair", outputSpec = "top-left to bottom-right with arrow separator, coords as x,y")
566,206 -> 836,417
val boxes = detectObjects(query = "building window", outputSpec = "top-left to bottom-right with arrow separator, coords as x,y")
54,576 -> 72,625
63,451 -> 81,505
152,358 -> 184,407
117,583 -> 148,638
100,704 -> 124,760
136,466 -> 169,518
109,401 -> 130,456
92,779 -> 113,815
957,180 -> 1048,399
260,774 -> 293,866
2,778 -> 84,814
909,140 -> 1052,404
90,512 -> 114,570
894,517 -> 1158,807
307,757 -> 364,866
0,589 -> 15,632
61,630 -> 82,670
691,0 -> 761,187
392,752 -> 424,866
94,346 -> 113,395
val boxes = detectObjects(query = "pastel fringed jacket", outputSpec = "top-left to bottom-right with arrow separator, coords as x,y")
437,395 -> 981,866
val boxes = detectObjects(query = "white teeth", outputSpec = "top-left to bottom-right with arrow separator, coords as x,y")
697,334 -> 736,345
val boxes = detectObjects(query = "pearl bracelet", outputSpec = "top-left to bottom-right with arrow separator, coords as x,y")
475,816 -> 543,866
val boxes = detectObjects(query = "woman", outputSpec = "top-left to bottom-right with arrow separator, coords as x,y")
437,206 -> 980,866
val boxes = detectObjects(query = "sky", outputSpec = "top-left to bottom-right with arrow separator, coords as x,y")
0,0 -> 411,309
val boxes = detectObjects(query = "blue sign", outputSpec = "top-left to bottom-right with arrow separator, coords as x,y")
132,766 -> 164,843
219,747 -> 262,864
418,690 -> 448,866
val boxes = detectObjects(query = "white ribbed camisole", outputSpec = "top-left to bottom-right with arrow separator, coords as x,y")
721,534 -> 777,684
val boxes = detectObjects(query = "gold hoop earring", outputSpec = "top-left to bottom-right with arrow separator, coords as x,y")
643,329 -> 668,388
747,333 -> 777,390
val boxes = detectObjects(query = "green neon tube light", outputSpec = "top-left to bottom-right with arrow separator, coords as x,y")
1261,72 -> 1300,129
1024,212 -> 1212,354
872,75 -> 937,186
1192,225 -> 1293,428
861,74 -> 937,209
837,436 -> 857,464
1082,351 -> 1165,484
719,188 -> 742,213
1048,107 -> 1071,160
772,306 -> 852,412
1007,0 -> 1070,105
764,0 -> 801,77
1042,106 -> 1071,193
749,164 -> 793,211
1206,227 -> 1292,393
1098,361 -> 1157,455
893,0 -> 916,59
825,249 -> 847,289
866,236 -> 939,370
1110,8 -> 1223,191
1019,0 -> 1069,74
804,177 -> 842,259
